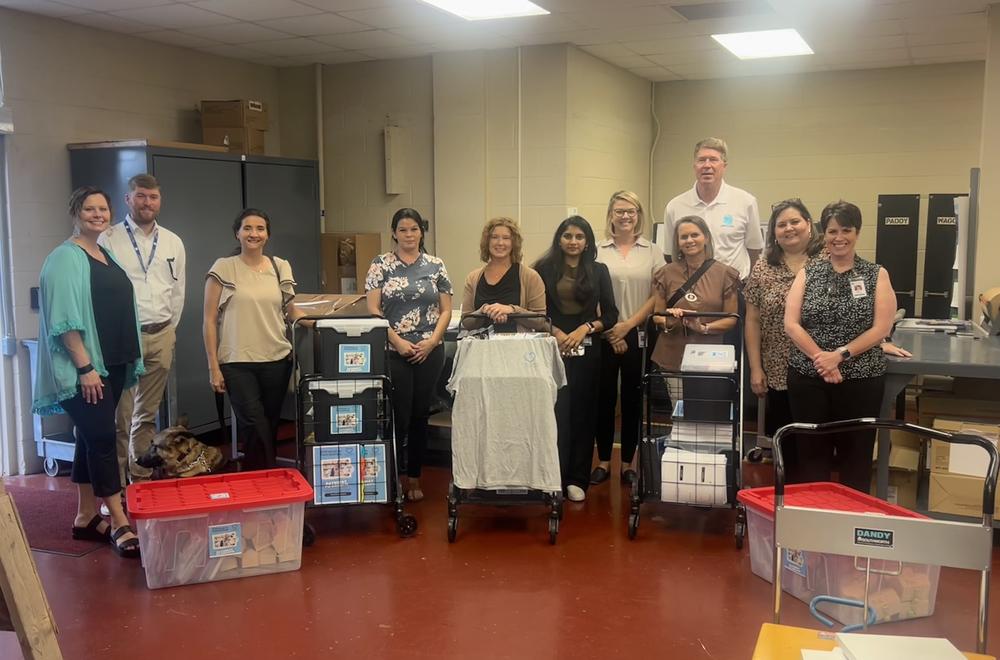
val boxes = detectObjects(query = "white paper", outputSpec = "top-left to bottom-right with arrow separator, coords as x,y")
836,633 -> 963,660
801,650 -> 845,660
948,435 -> 997,478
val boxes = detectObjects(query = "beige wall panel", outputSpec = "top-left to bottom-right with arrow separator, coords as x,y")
976,6 -> 1000,297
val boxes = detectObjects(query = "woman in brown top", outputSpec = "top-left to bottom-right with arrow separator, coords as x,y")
461,217 -> 546,333
651,215 -> 739,376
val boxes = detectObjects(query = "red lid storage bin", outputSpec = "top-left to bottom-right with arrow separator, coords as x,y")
127,469 -> 313,590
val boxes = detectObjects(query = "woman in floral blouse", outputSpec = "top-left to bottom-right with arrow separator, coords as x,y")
366,208 -> 453,501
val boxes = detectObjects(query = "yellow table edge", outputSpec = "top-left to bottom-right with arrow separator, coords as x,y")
752,623 -> 995,659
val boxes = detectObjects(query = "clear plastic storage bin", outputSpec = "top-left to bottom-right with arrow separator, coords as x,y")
127,469 -> 313,589
738,482 -> 940,626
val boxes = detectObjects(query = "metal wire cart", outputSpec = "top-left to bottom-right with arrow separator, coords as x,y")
446,312 -> 565,544
770,418 -> 996,654
294,316 -> 417,545
631,311 -> 745,543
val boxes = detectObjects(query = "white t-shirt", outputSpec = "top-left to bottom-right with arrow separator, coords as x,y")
447,335 -> 566,492
596,236 -> 665,322
659,181 -> 764,279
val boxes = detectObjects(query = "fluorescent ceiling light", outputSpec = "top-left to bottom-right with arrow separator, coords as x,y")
417,0 -> 550,21
711,28 -> 813,60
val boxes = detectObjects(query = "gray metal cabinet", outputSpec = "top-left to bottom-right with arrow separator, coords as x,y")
68,141 -> 321,433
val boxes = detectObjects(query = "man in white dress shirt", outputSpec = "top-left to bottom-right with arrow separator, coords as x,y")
658,137 -> 763,280
99,174 -> 186,483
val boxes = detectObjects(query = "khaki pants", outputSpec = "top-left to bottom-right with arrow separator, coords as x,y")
116,325 -> 175,482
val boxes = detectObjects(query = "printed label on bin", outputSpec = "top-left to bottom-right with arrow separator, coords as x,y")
339,344 -> 371,373
208,523 -> 243,558
209,492 -> 231,500
313,444 -> 360,504
783,549 -> 808,578
331,405 -> 363,435
854,527 -> 894,549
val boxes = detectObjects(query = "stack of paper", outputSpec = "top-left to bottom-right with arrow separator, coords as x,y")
834,633 -> 964,660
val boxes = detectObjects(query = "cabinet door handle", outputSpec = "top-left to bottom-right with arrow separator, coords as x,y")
923,291 -> 949,298
894,290 -> 915,296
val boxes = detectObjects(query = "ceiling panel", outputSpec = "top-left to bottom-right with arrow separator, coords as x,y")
8,0 -> 988,82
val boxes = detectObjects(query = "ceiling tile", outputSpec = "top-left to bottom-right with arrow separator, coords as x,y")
258,12 -> 372,36
297,0 -> 404,10
600,54 -> 656,69
624,35 -> 719,56
184,21 -> 291,43
387,24 -> 487,44
54,0 -> 169,11
317,29 -> 419,50
251,37 -> 334,56
338,4 -> 463,30
820,47 -> 911,66
909,42 -> 987,60
188,0 -> 321,22
808,35 -> 908,53
64,11 -> 159,33
484,13 -> 584,37
112,4 -> 237,30
580,43 -> 637,59
357,44 -> 433,60
0,0 -> 89,17
626,65 -> 680,82
198,44 -> 271,60
141,29 -> 219,49
645,48 -> 734,68
903,12 -> 986,34
570,5 -> 682,29
431,34 -> 518,52
309,50 -> 375,64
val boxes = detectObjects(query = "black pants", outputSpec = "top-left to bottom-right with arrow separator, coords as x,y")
786,368 -> 885,493
64,364 -> 126,498
556,341 -> 602,490
764,387 -> 793,438
596,328 -> 642,465
389,345 -> 444,479
221,357 -> 292,471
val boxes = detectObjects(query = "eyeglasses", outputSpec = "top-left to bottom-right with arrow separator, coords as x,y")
613,209 -> 638,218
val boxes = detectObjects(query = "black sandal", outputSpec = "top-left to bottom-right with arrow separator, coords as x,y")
71,515 -> 111,542
110,525 -> 141,559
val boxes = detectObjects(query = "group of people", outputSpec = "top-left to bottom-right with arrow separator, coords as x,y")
31,136 -> 910,558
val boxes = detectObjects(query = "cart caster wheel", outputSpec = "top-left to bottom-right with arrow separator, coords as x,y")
548,518 -> 558,545
627,514 -> 639,540
746,447 -> 764,463
43,457 -> 64,477
303,523 -> 316,548
398,514 -> 418,538
735,531 -> 744,550
447,516 -> 457,543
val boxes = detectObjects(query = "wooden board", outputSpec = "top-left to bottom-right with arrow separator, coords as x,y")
0,483 -> 63,659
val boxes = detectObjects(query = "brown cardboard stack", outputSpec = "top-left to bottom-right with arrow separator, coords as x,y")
321,233 -> 381,294
201,99 -> 268,155
870,430 -> 921,509
927,418 -> 1000,517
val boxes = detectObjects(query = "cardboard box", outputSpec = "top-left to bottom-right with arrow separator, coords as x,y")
928,470 -> 1000,517
918,393 -> 1000,427
928,418 -> 1000,476
202,126 -> 265,155
291,293 -> 368,318
980,286 -> 1000,321
872,430 -> 922,471
201,99 -> 269,130
870,469 -> 918,510
321,233 -> 381,294
951,377 -> 1000,401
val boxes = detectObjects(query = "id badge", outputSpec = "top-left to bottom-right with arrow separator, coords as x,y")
638,330 -> 647,348
849,277 -> 867,299
582,336 -> 593,347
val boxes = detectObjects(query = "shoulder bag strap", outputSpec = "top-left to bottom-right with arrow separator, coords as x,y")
664,258 -> 715,308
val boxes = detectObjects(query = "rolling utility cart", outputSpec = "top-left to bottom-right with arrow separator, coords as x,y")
631,311 -> 745,543
294,316 -> 417,545
768,418 -> 996,654
446,313 -> 565,544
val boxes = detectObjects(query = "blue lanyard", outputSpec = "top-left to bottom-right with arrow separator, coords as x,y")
124,220 -> 158,277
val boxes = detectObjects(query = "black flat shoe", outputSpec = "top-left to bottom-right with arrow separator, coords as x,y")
621,469 -> 638,487
589,466 -> 610,484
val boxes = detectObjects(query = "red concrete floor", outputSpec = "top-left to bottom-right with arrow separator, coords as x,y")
2,459 -> 1000,660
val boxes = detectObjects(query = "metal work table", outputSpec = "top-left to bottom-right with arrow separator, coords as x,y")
876,329 -> 1000,498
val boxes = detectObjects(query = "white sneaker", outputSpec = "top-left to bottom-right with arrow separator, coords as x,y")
566,485 -> 586,502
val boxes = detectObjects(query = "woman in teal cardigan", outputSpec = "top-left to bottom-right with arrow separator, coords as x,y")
33,187 -> 144,558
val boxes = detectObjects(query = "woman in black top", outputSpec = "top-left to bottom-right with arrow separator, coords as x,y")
34,187 -> 144,558
534,216 -> 619,502
784,200 -> 899,492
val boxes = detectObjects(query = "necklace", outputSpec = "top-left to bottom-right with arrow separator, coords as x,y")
241,256 -> 268,273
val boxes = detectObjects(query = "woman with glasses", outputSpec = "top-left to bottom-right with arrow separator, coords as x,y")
534,216 -> 618,502
590,191 -> 664,487
784,200 -> 907,492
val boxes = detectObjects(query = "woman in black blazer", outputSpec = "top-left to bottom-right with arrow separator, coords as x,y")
533,216 -> 619,503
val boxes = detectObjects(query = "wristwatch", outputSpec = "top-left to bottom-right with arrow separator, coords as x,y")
838,346 -> 852,361
586,321 -> 597,334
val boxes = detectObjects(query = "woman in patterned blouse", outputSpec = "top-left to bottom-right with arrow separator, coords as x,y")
366,208 -> 453,502
744,199 -> 824,442
784,200 -> 905,492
